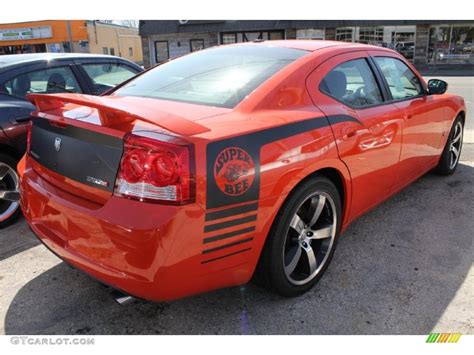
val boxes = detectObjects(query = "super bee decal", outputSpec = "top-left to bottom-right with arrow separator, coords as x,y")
214,147 -> 255,196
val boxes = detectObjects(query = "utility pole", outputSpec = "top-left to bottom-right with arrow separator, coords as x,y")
66,20 -> 74,53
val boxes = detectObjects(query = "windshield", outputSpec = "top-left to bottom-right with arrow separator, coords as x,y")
114,45 -> 308,108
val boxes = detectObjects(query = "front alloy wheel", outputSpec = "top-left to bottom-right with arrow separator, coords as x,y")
434,116 -> 464,176
449,121 -> 463,170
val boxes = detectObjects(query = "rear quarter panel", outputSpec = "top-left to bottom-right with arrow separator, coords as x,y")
179,53 -> 356,292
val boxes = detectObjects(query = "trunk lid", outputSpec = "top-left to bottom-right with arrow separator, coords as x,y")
26,93 -> 215,205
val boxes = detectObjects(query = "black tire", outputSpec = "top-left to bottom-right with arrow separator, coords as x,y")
434,115 -> 464,176
254,175 -> 342,297
0,153 -> 22,229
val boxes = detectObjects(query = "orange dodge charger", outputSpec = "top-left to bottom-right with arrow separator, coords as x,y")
19,41 -> 466,302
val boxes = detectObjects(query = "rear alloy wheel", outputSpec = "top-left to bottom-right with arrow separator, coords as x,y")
0,154 -> 21,229
283,191 -> 337,285
434,116 -> 464,175
255,176 -> 342,297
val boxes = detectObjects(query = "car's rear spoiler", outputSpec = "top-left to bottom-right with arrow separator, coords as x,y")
26,93 -> 211,136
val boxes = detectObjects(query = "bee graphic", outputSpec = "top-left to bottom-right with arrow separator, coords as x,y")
214,147 -> 254,196
223,164 -> 249,182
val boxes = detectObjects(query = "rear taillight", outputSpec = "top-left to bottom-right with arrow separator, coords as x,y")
114,134 -> 195,204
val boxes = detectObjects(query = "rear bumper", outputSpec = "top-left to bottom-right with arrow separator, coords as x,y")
21,166 -> 178,300
21,157 -> 254,301
28,224 -> 144,301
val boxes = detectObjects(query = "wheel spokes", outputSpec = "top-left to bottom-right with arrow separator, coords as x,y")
0,189 -> 20,202
308,195 -> 326,228
309,224 -> 333,240
302,242 -> 317,274
289,213 -> 305,234
283,191 -> 338,285
0,165 -> 9,180
284,245 -> 302,275
451,145 -> 460,160
452,129 -> 462,144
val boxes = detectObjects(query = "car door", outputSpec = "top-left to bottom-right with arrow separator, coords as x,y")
0,64 -> 84,149
307,52 -> 403,221
369,53 -> 446,190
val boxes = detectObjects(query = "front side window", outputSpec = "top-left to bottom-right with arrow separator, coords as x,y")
320,58 -> 383,108
115,45 -> 308,108
81,63 -> 138,95
374,57 -> 424,100
3,66 -> 81,99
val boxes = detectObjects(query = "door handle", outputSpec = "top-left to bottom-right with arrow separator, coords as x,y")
9,116 -> 31,125
403,112 -> 413,120
342,126 -> 357,140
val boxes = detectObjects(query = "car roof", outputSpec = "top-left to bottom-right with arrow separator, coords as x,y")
231,39 -> 390,53
0,53 -> 130,70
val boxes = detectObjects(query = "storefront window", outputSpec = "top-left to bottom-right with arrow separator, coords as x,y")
336,28 -> 354,42
358,27 -> 384,45
190,39 -> 204,52
269,31 -> 284,40
334,26 -> 415,60
391,29 -> 415,60
221,31 -> 284,44
296,29 -> 325,40
428,25 -> 473,64
221,33 -> 237,45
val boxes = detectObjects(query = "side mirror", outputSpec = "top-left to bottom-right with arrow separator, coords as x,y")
427,79 -> 448,95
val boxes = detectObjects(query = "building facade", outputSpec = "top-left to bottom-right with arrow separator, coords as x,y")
0,20 -> 89,55
139,20 -> 474,72
0,20 -> 143,64
86,21 -> 143,64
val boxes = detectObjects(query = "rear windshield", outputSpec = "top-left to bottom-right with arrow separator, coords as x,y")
114,45 -> 308,108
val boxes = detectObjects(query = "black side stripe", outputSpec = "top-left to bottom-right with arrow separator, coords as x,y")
203,226 -> 255,244
202,237 -> 254,254
205,202 -> 259,222
201,248 -> 252,264
327,114 -> 362,125
204,214 -> 257,233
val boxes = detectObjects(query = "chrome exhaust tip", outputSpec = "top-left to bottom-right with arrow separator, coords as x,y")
110,289 -> 135,305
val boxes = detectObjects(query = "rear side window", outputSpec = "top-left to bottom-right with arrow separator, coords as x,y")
3,66 -> 81,99
115,45 -> 308,108
320,58 -> 383,108
373,57 -> 424,100
81,63 -> 138,95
